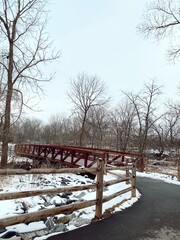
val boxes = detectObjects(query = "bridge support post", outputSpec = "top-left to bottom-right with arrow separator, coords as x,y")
95,158 -> 104,219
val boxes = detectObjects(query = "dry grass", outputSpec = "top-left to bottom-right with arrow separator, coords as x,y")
145,158 -> 178,178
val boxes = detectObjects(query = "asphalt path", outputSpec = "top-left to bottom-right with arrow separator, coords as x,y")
48,178 -> 180,240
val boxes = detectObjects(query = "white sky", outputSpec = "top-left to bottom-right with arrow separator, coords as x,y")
29,0 -> 180,121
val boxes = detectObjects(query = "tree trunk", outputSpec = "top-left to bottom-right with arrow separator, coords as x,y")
79,111 -> 87,146
1,42 -> 13,168
1,91 -> 12,168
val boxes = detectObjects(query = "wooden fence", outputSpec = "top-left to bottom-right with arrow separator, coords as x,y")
0,159 -> 136,228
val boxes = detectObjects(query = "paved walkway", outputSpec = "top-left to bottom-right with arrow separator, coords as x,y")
48,178 -> 180,240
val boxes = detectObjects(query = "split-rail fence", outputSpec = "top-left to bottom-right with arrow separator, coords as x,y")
0,158 -> 136,228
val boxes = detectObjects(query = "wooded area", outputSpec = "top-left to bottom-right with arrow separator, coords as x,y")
5,80 -> 180,157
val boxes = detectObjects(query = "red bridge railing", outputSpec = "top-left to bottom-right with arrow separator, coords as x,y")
14,144 -> 144,171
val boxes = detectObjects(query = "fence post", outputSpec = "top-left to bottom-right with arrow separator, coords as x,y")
95,158 -> 104,219
145,157 -> 148,173
126,159 -> 130,184
178,160 -> 180,182
131,161 -> 136,197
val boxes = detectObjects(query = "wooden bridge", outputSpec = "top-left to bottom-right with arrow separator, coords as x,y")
14,144 -> 144,172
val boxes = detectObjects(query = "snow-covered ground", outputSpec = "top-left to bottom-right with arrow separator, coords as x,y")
0,157 -> 179,240
137,171 -> 180,186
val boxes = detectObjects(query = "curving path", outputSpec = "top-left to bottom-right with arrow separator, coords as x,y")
48,178 -> 180,240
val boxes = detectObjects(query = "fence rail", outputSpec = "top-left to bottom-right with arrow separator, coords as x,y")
145,158 -> 180,181
0,160 -> 136,228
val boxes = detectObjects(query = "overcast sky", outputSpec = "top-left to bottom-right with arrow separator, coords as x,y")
29,0 -> 180,121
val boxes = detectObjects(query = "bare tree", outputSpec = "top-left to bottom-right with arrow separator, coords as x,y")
138,0 -> 180,62
13,117 -> 43,144
47,114 -> 75,145
0,0 -> 60,168
47,114 -> 63,145
67,73 -> 109,146
150,121 -> 166,153
86,106 -> 109,148
41,124 -> 52,144
68,116 -> 82,145
150,101 -> 180,153
110,100 -> 135,151
123,79 -> 163,153
39,114 -> 80,146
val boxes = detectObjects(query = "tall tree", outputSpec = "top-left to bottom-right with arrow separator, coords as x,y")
67,73 -> 109,146
0,0 -> 59,168
110,100 -> 135,151
150,102 -> 180,152
138,0 -> 180,62
86,106 -> 109,148
12,117 -> 43,144
123,79 -> 163,153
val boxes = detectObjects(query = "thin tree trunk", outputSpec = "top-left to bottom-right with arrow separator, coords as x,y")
79,111 -> 87,146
